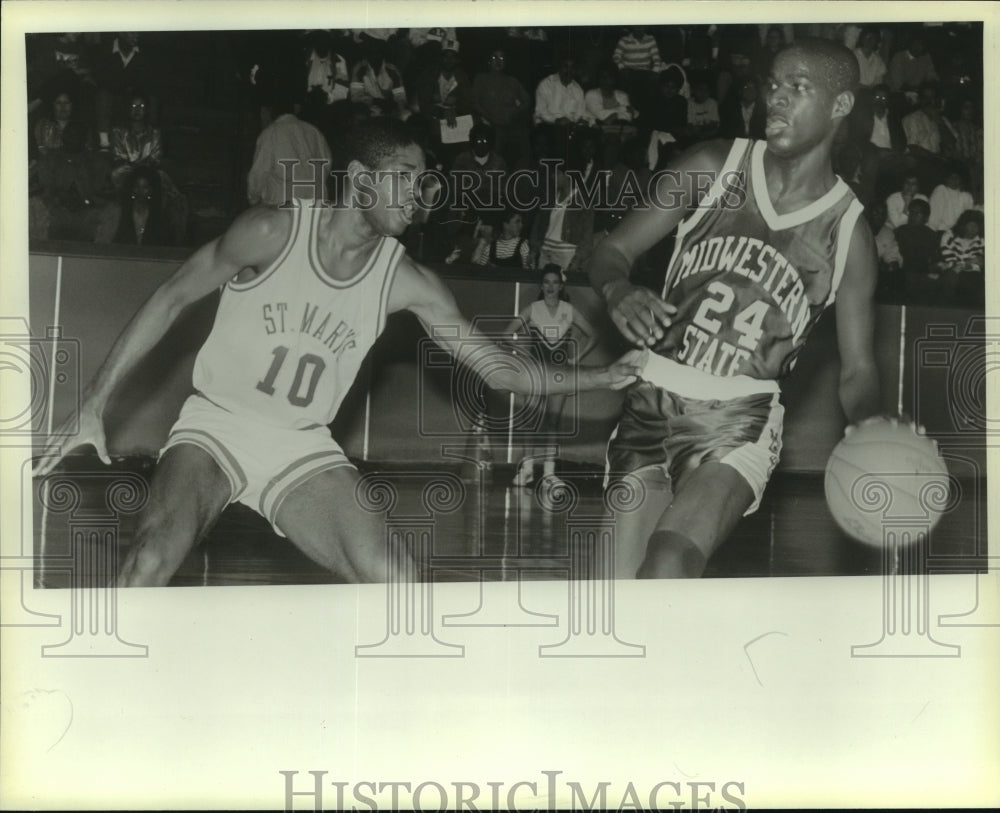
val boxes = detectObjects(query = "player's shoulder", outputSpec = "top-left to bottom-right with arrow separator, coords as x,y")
228,203 -> 296,240
218,204 -> 297,265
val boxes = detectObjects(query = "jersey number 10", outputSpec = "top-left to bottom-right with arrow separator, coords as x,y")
256,345 -> 326,407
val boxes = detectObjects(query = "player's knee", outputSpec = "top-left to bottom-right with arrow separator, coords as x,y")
637,531 -> 708,579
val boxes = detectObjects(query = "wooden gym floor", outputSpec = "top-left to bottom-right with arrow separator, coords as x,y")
30,455 -> 988,588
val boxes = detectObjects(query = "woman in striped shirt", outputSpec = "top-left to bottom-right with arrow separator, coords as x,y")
473,209 -> 532,269
938,209 -> 985,307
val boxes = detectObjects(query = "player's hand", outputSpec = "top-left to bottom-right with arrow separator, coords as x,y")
844,413 -> 918,437
602,280 -> 676,347
602,348 -> 648,390
32,402 -> 110,477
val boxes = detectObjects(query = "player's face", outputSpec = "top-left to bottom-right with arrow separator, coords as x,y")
765,50 -> 843,158
359,144 -> 427,237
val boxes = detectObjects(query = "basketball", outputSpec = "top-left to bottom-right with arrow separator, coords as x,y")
824,418 -> 951,546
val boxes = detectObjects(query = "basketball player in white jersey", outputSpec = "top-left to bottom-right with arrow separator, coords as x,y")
588,39 -> 882,578
35,119 -> 643,586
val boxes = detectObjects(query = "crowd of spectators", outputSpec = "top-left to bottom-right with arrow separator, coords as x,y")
25,23 -> 985,307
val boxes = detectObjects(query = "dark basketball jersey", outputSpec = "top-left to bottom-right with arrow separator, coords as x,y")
654,138 -> 864,381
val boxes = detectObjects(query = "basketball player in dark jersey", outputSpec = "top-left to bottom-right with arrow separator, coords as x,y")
588,39 -> 882,579
35,119 -> 644,586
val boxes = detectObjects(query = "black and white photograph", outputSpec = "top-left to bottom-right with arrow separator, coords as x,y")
1,1 -> 997,809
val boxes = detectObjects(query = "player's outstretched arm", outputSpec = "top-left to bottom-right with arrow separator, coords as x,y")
835,217 -> 881,425
34,206 -> 292,475
586,139 -> 731,346
390,257 -> 645,396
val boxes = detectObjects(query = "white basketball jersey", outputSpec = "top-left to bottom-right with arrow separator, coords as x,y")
193,202 -> 404,429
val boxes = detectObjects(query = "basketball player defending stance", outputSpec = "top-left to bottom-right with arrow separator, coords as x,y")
35,119 -> 643,586
588,40 -> 882,579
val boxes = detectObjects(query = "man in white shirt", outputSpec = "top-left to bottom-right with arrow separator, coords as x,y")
247,79 -> 332,206
854,28 -> 887,89
533,56 -> 593,159
533,56 -> 591,126
885,173 -> 929,230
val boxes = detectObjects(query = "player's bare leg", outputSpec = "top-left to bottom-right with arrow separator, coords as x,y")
275,466 -> 395,583
608,467 -> 675,579
636,461 -> 754,578
118,445 -> 232,586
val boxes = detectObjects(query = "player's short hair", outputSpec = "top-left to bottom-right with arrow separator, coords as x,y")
907,197 -> 930,218
782,37 -> 860,96
343,118 -> 420,169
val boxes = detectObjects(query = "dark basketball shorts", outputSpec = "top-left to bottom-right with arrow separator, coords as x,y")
605,380 -> 784,516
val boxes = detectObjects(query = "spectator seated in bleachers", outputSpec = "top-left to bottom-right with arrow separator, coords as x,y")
927,165 -> 974,233
685,77 -> 721,142
894,197 -> 942,304
416,37 -> 474,166
902,82 -> 953,188
885,171 -> 929,230
888,33 -> 938,106
450,123 -> 508,199
110,165 -> 174,247
937,208 -> 985,307
349,37 -> 408,120
110,89 -> 189,243
849,83 -> 906,205
472,209 -> 532,269
303,29 -> 350,105
473,48 -> 531,169
533,55 -> 593,159
93,32 -> 157,151
34,86 -> 81,155
109,90 -> 163,187
585,66 -> 637,141
29,119 -> 117,243
444,123 -> 508,252
719,74 -> 766,140
946,98 -> 983,202
853,27 -> 888,94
